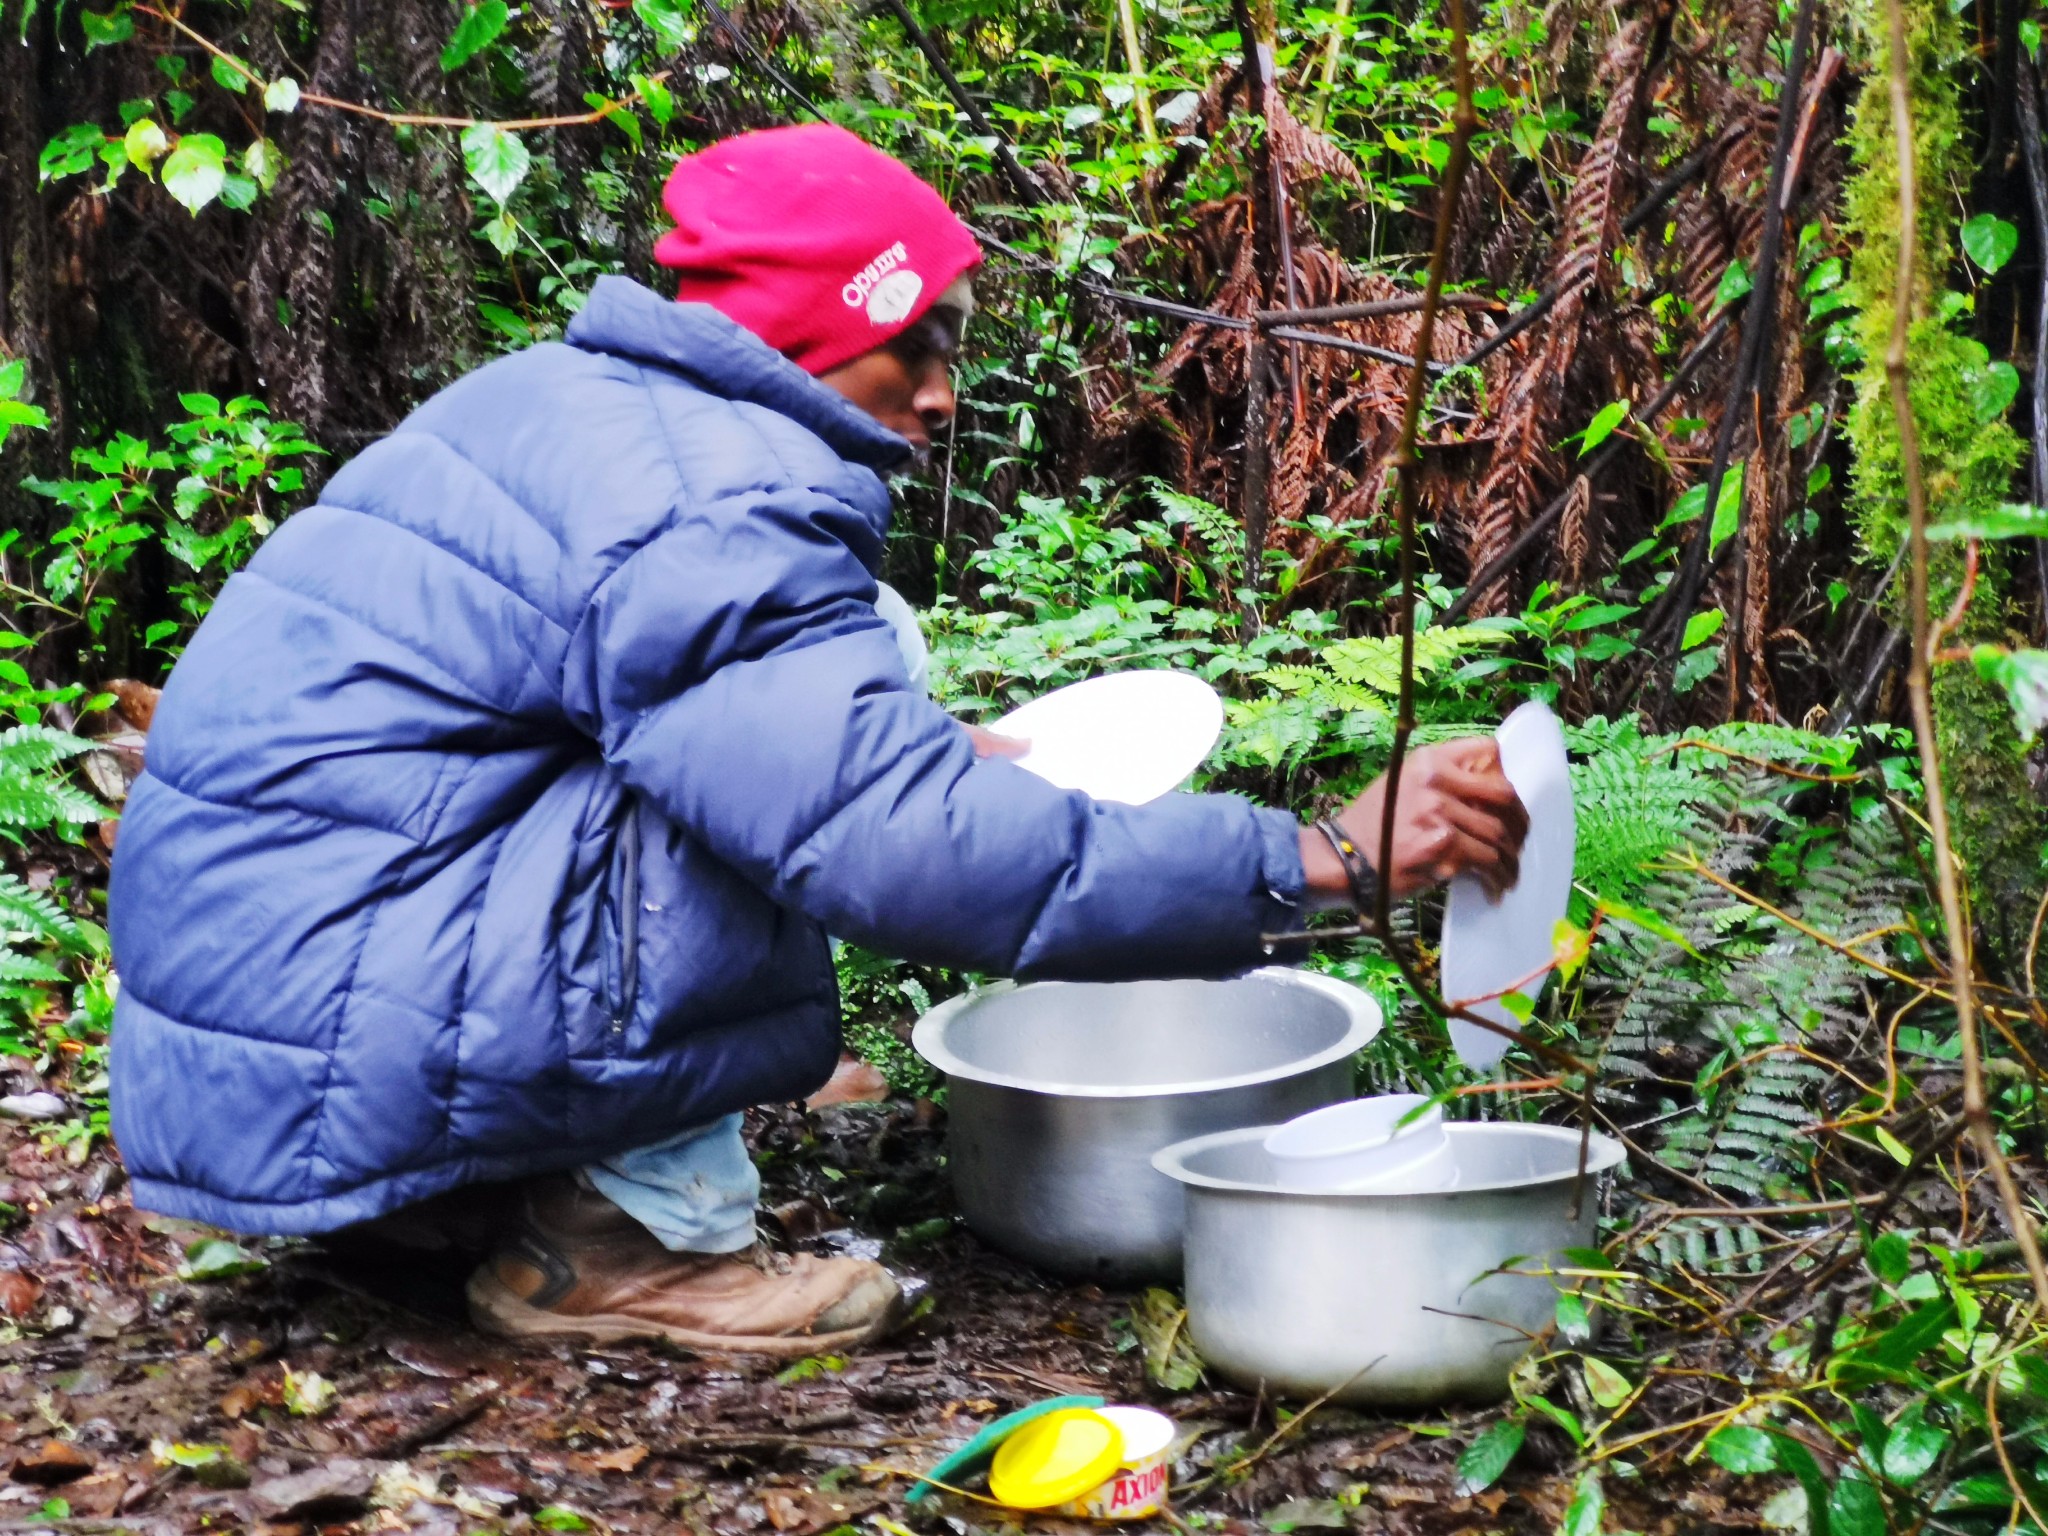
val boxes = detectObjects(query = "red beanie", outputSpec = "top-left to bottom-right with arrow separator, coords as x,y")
653,124 -> 982,377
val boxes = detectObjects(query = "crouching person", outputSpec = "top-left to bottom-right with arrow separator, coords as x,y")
108,125 -> 1527,1355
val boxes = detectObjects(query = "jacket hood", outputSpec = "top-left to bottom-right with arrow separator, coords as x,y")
566,276 -> 914,474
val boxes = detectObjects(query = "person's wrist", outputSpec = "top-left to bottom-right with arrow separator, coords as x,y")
1297,826 -> 1352,911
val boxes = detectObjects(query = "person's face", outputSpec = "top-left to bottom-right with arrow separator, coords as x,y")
818,305 -> 964,458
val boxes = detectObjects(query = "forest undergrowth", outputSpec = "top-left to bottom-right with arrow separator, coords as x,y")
3,0 -> 2048,1531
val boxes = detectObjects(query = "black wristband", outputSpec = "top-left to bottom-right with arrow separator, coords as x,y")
1314,817 -> 1379,916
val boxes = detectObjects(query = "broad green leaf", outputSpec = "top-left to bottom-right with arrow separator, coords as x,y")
1525,1393 -> 1586,1447
1865,1230 -> 1910,1285
242,138 -> 282,192
1962,212 -> 2020,274
1716,260 -> 1753,308
160,133 -> 227,214
632,71 -> 674,126
1559,1469 -> 1604,1536
122,117 -> 168,173
1973,646 -> 2048,738
1864,1300 -> 1958,1371
1510,115 -> 1547,159
1872,1124 -> 1912,1164
179,1236 -> 266,1280
633,0 -> 693,50
482,207 -> 519,256
80,6 -> 132,46
461,122 -> 530,203
2025,16 -> 2043,50
1971,360 -> 2021,422
1879,1403 -> 1948,1486
1581,1357 -> 1632,1409
1455,1419 -> 1524,1496
1589,891 -> 1701,956
1926,502 -> 2048,541
1828,1477 -> 1886,1536
441,0 -> 509,71
1765,1432 -> 1832,1536
1682,608 -> 1725,651
263,76 -> 300,113
1708,464 -> 1746,555
1554,1291 -> 1592,1344
1704,1424 -> 1777,1475
533,1509 -> 592,1533
210,52 -> 252,93
1580,399 -> 1630,456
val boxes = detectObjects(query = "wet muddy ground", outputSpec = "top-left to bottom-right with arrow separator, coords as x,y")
0,1092 -> 1763,1534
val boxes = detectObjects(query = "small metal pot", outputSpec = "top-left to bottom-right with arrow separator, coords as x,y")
1155,1122 -> 1626,1404
912,969 -> 1381,1282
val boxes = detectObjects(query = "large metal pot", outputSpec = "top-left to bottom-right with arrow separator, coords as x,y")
912,969 -> 1380,1282
1155,1122 -> 1626,1404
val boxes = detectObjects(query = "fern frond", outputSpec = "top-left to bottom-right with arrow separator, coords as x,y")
0,876 -> 98,955
0,725 -> 95,776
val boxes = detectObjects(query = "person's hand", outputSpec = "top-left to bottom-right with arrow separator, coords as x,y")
1301,737 -> 1529,906
962,722 -> 1028,759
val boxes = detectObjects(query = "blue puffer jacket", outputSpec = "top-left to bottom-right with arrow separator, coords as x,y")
108,277 -> 1306,1236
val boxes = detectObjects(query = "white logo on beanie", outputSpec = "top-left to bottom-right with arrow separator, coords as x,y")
843,240 -> 922,324
865,269 -> 924,325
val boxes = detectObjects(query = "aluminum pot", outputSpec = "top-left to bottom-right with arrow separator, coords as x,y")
912,969 -> 1381,1282
1155,1122 -> 1625,1404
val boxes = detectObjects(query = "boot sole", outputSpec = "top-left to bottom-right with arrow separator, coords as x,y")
465,1268 -> 896,1359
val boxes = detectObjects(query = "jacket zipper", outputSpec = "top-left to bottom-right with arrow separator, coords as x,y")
610,801 -> 641,1047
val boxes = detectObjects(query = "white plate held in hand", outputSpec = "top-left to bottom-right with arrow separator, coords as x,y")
1440,700 -> 1577,1070
986,671 -> 1223,806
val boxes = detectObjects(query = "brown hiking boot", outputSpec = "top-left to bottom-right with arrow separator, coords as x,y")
466,1175 -> 902,1357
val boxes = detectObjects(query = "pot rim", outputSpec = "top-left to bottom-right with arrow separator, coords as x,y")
1153,1121 -> 1627,1196
910,967 -> 1382,1099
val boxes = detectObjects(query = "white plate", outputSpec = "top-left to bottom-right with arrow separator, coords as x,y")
1439,700 -> 1576,1070
987,671 -> 1223,806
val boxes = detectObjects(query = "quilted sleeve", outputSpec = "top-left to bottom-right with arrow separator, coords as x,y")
561,487 -> 1307,981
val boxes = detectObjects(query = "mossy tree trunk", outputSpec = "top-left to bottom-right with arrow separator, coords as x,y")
1842,0 -> 2047,948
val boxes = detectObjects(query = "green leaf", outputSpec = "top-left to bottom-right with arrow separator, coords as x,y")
1559,1469 -> 1604,1536
1972,646 -> 2048,738
1580,399 -> 1631,456
441,0 -> 509,71
1510,115 -> 1547,159
1708,464 -> 1746,555
179,1237 -> 267,1280
1682,608 -> 1725,651
461,122 -> 530,204
482,207 -> 519,256
1704,1424 -> 1778,1475
533,1508 -> 592,1532
633,0 -> 693,50
122,117 -> 168,173
1581,1357 -> 1632,1409
1971,360 -> 2021,422
1765,1432 -> 1832,1536
209,52 -> 252,93
1455,1419 -> 1524,1496
1130,1287 -> 1205,1391
632,71 -> 675,126
79,6 -> 132,46
281,1366 -> 335,1416
242,138 -> 282,192
263,76 -> 300,113
1962,212 -> 2020,274
1716,260 -> 1753,308
1879,1403 -> 1949,1486
160,133 -> 227,214
1589,892 -> 1700,956
1926,502 -> 2048,540
1828,1477 -> 1886,1536
2024,16 -> 2043,50
1865,1230 -> 1911,1285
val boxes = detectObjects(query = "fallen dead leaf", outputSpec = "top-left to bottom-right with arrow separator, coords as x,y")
759,1485 -> 885,1533
13,1439 -> 94,1485
805,1056 -> 889,1109
577,1445 -> 649,1474
0,1271 -> 41,1319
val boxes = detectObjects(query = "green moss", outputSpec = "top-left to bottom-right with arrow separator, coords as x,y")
1840,0 -> 2047,927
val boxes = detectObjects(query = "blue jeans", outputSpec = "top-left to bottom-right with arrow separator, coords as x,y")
583,1113 -> 761,1253
580,586 -> 929,1252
